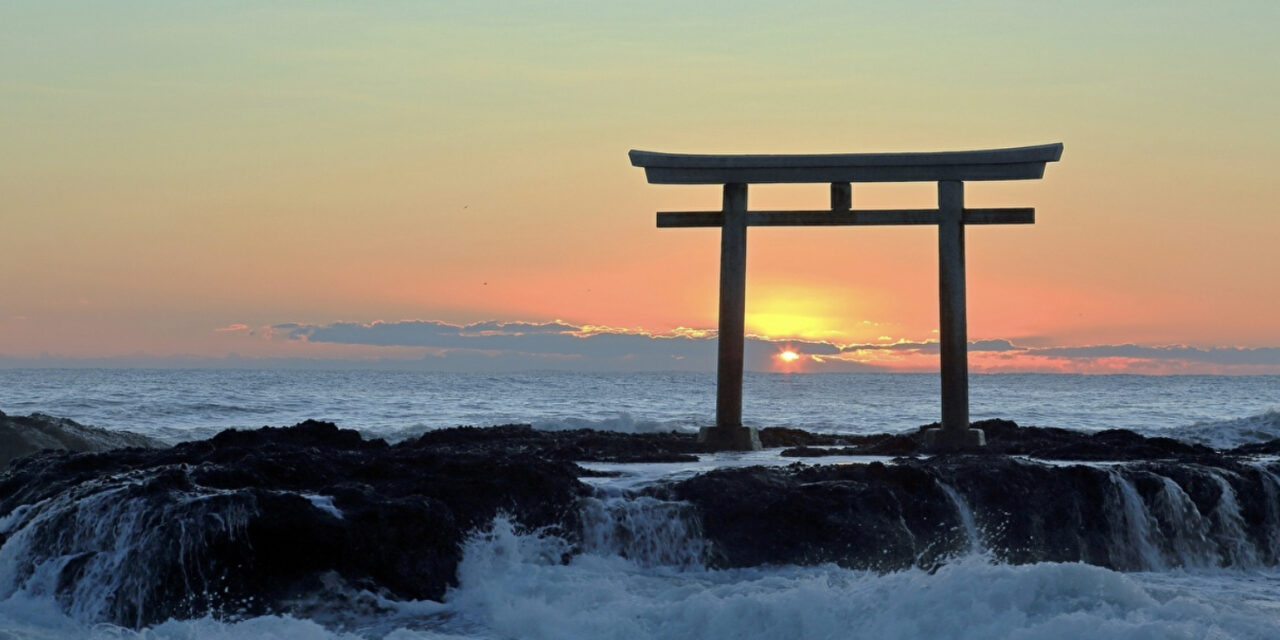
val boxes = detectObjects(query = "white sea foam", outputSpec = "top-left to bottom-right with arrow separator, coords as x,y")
302,493 -> 345,520
579,495 -> 708,567
0,516 -> 1277,639
1167,409 -> 1280,450
532,412 -> 692,434
434,518 -> 1280,640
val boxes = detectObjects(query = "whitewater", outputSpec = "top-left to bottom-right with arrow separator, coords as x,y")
0,369 -> 1277,639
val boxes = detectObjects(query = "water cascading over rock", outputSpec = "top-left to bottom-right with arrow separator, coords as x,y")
1,418 -> 1278,628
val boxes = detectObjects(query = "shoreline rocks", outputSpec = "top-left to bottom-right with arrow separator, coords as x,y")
0,410 -> 165,468
776,418 -> 1219,460
0,417 -> 1277,627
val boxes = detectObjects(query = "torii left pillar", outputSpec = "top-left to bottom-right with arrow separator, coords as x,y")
703,182 -> 761,451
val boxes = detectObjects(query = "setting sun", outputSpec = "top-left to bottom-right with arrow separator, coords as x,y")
779,350 -> 800,363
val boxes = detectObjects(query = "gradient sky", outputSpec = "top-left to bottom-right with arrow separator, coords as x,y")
2,1 -> 1277,373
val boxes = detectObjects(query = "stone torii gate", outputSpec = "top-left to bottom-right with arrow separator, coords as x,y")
630,143 -> 1063,451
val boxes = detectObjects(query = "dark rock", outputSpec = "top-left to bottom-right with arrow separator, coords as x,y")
3,416 -> 1277,630
1230,438 -> 1280,456
410,424 -> 702,462
0,420 -> 588,627
0,410 -> 165,468
661,461 -> 963,570
662,454 -> 1280,573
776,419 -> 1218,461
759,427 -> 862,447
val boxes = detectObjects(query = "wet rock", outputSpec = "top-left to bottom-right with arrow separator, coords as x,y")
661,461 -> 963,570
410,424 -> 702,462
3,416 -> 1277,629
758,427 -> 863,447
0,420 -> 588,626
0,410 -> 164,468
778,419 -> 1217,460
663,454 -> 1280,573
1229,439 -> 1280,456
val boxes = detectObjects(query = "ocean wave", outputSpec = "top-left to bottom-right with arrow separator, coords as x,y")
369,415 -> 699,442
1166,410 -> 1280,450
438,518 -> 1280,640
531,413 -> 697,434
1,515 -> 1278,639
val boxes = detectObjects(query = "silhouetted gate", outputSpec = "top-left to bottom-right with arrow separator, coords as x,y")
630,143 -> 1063,450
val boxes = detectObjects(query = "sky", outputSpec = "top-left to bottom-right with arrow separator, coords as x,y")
1,1 -> 1277,374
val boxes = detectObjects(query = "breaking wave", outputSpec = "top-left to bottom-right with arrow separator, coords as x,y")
1168,410 -> 1280,450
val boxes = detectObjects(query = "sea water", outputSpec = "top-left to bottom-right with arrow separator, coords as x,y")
0,369 -> 1277,639
0,370 -> 1275,445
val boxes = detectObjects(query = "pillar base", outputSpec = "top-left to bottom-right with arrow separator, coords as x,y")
698,426 -> 762,451
924,427 -> 986,451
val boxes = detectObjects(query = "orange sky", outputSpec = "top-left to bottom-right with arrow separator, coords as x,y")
1,2 -> 1277,373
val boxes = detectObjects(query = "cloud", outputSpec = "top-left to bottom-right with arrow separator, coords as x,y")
841,340 -> 935,353
460,320 -> 578,336
840,339 -> 1280,365
214,323 -> 251,333
842,339 -> 1021,354
267,320 -> 861,372
288,321 -> 466,347
971,339 -> 1020,352
1032,345 -> 1280,366
260,319 -> 1280,374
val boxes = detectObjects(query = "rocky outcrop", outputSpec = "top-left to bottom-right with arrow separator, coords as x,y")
0,410 -> 165,467
779,418 -> 1217,460
1,418 -> 1277,628
0,421 -> 588,627
410,424 -> 702,462
660,454 -> 1280,573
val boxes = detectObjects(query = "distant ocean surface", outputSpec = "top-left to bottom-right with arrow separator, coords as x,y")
2,368 -> 1279,639
1,369 -> 1277,448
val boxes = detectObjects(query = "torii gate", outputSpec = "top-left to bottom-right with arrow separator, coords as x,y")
630,143 -> 1063,451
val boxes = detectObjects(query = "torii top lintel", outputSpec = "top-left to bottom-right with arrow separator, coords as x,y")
629,143 -> 1063,185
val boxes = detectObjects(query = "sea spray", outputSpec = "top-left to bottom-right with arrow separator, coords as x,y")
0,472 -> 254,627
1170,409 -> 1280,449
0,517 -> 1277,639
579,495 -> 708,568
439,517 -> 1280,640
935,480 -> 985,557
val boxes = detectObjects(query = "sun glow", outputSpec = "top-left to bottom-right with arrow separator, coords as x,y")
745,284 -> 867,342
779,350 -> 800,363
748,312 -> 832,340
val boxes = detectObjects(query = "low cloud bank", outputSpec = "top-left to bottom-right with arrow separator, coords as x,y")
273,320 -> 849,372
269,320 -> 1280,374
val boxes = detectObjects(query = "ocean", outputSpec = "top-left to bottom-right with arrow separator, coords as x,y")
0,369 -> 1278,639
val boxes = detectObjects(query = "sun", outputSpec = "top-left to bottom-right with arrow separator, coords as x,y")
774,347 -> 805,372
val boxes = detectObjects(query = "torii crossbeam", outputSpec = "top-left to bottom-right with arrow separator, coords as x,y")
630,142 -> 1063,451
